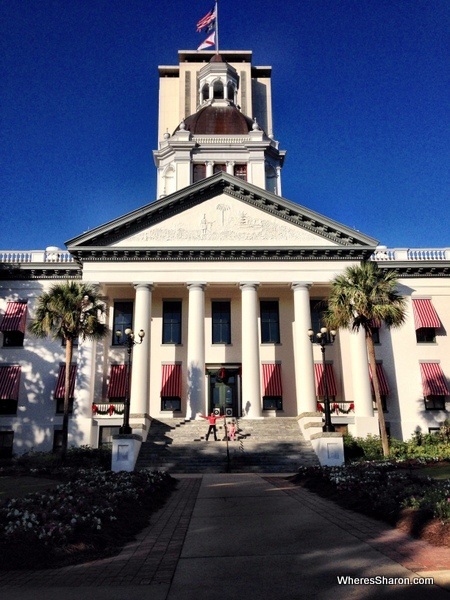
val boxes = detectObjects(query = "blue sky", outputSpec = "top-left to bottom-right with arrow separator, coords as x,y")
1,0 -> 448,250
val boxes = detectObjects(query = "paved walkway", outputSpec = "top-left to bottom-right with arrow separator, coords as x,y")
1,474 -> 449,599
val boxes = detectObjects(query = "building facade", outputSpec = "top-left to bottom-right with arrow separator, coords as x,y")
1,50 -> 449,456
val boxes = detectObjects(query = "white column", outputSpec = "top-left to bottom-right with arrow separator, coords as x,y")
71,337 -> 97,446
350,328 -> 378,436
206,161 -> 214,178
240,282 -> 262,418
130,283 -> 153,416
276,165 -> 282,196
292,282 -> 316,413
186,282 -> 206,419
226,160 -> 235,175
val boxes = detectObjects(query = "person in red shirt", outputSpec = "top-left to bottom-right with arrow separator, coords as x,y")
200,412 -> 224,441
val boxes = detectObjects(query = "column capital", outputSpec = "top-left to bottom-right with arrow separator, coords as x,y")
187,282 -> 207,291
239,282 -> 260,291
133,282 -> 154,291
291,281 -> 313,291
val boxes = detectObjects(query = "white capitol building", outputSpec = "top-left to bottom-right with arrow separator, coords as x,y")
0,49 -> 449,458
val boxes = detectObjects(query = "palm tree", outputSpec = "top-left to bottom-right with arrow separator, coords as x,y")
29,282 -> 107,459
323,261 -> 406,457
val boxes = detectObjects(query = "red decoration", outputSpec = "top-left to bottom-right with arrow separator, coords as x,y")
108,404 -> 115,416
92,403 -> 98,415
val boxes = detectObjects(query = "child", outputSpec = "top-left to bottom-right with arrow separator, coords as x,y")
228,420 -> 237,441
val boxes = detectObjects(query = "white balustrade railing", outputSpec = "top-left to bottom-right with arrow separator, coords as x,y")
0,250 -> 74,264
1,247 -> 448,265
371,248 -> 450,262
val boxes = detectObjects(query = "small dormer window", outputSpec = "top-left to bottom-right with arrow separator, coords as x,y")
213,80 -> 224,99
202,84 -> 210,102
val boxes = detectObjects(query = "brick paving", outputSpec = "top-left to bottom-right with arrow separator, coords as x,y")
0,477 -> 202,588
266,477 -> 450,573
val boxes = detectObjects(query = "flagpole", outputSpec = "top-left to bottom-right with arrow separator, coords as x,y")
215,0 -> 219,54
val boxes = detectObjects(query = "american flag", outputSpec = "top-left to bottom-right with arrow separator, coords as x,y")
196,6 -> 216,32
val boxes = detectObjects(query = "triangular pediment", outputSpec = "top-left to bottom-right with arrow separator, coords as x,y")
66,173 -> 378,260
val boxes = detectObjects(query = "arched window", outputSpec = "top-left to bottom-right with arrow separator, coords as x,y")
227,83 -> 235,102
213,80 -> 224,99
202,84 -> 210,102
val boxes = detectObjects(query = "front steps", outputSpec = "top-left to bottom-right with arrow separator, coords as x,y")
135,417 -> 320,473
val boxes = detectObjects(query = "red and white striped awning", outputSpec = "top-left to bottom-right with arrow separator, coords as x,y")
420,362 -> 449,397
262,363 -> 283,396
412,299 -> 441,329
0,366 -> 21,400
0,302 -> 27,333
369,363 -> 390,396
314,363 -> 337,397
107,364 -> 129,398
54,365 -> 77,399
161,364 -> 182,397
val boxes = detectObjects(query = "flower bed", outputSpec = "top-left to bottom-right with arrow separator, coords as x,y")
291,460 -> 450,547
0,468 -> 175,569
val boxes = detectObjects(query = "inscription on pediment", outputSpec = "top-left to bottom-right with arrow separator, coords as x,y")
114,195 -> 339,248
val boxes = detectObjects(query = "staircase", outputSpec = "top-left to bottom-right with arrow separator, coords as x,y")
135,417 -> 320,473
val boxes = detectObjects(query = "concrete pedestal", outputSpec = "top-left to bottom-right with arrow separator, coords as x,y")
111,434 -> 142,472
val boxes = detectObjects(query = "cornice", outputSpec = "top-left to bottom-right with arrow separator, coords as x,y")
377,262 -> 450,278
72,246 -> 375,262
0,263 -> 82,281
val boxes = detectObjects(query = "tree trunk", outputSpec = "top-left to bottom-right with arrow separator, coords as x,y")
366,332 -> 390,457
61,338 -> 73,461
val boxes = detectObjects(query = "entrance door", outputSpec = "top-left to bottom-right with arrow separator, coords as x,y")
208,368 -> 240,417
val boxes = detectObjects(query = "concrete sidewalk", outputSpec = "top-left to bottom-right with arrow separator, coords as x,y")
1,473 -> 450,599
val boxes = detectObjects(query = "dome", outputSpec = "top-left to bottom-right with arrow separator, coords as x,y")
175,104 -> 254,135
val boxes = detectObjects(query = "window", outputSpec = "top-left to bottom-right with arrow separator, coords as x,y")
416,328 -> 436,343
371,327 -> 380,344
260,301 -> 280,344
0,431 -> 14,458
263,396 -> 283,410
54,365 -> 76,413
162,301 -> 182,344
234,164 -> 247,181
213,80 -> 224,99
161,364 -> 182,411
2,331 -> 24,347
56,398 -> 74,414
193,163 -> 206,182
202,83 -> 210,102
0,301 -> 27,348
227,82 -> 235,101
412,299 -> 440,343
113,301 -> 133,345
373,395 -> 388,412
161,397 -> 181,411
213,163 -> 226,174
212,301 -> 231,344
52,430 -> 63,453
99,426 -> 121,448
0,366 -> 21,415
424,396 -> 446,411
310,300 -> 333,339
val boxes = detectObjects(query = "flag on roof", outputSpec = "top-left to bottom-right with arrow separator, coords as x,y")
198,31 -> 216,51
196,6 -> 216,32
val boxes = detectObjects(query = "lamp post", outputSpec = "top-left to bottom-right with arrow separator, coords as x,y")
308,327 -> 336,432
115,328 -> 145,435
